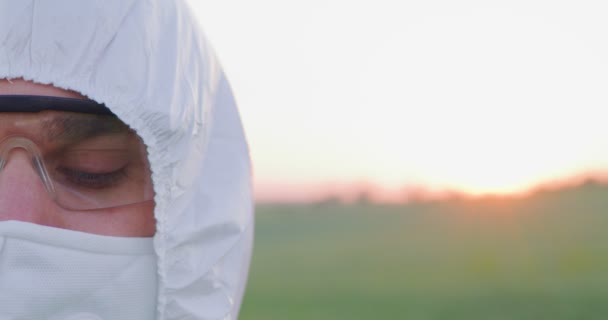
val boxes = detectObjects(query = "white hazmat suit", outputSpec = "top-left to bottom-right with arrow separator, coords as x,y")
0,0 -> 254,319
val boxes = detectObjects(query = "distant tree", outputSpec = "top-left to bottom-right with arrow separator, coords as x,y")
354,190 -> 373,205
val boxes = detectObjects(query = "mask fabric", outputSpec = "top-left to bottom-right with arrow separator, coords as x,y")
0,221 -> 157,320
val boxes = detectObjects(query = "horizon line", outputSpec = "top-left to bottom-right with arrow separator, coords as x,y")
254,171 -> 608,205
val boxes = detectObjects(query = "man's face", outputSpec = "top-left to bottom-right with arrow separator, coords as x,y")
0,79 -> 155,237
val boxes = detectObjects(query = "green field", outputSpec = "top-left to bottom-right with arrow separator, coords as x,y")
240,182 -> 608,319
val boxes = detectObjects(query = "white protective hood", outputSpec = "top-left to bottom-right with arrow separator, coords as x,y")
0,0 -> 254,319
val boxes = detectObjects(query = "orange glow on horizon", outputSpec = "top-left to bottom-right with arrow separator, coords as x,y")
254,172 -> 608,204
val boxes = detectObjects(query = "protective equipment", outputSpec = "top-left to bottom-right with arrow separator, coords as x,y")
0,96 -> 153,210
0,220 -> 157,320
0,0 -> 254,319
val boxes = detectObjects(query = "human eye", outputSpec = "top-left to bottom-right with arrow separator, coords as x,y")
55,166 -> 128,189
48,149 -> 133,190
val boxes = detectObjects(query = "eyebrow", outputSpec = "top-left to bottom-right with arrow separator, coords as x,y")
42,114 -> 132,144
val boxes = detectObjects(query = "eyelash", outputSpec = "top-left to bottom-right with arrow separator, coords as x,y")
56,166 -> 128,189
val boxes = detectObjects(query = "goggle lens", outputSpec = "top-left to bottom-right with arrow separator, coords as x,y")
0,97 -> 153,211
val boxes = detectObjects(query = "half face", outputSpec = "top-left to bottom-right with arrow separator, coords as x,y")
0,79 -> 156,237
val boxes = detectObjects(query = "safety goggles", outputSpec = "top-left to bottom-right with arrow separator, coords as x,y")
0,95 -> 153,211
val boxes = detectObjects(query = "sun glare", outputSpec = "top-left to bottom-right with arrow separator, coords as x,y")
354,2 -> 608,197
189,1 -> 608,202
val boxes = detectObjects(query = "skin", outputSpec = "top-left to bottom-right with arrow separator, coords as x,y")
0,79 -> 156,237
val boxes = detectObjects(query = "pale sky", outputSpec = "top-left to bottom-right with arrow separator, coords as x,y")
188,0 -> 608,202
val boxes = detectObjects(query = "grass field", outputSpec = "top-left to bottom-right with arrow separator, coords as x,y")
239,182 -> 608,319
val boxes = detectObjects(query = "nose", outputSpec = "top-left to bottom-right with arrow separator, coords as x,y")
0,149 -> 63,227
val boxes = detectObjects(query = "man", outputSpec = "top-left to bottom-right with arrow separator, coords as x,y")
0,1 -> 253,319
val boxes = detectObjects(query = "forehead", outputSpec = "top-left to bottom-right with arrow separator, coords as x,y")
0,111 -> 127,132
0,79 -> 85,99
0,111 -> 135,149
0,79 -> 135,144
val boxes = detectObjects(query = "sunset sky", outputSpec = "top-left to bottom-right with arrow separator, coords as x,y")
189,0 -> 608,202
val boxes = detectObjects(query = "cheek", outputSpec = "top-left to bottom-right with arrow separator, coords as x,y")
62,201 -> 156,237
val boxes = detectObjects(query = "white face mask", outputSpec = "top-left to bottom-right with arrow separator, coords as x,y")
0,221 -> 157,320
